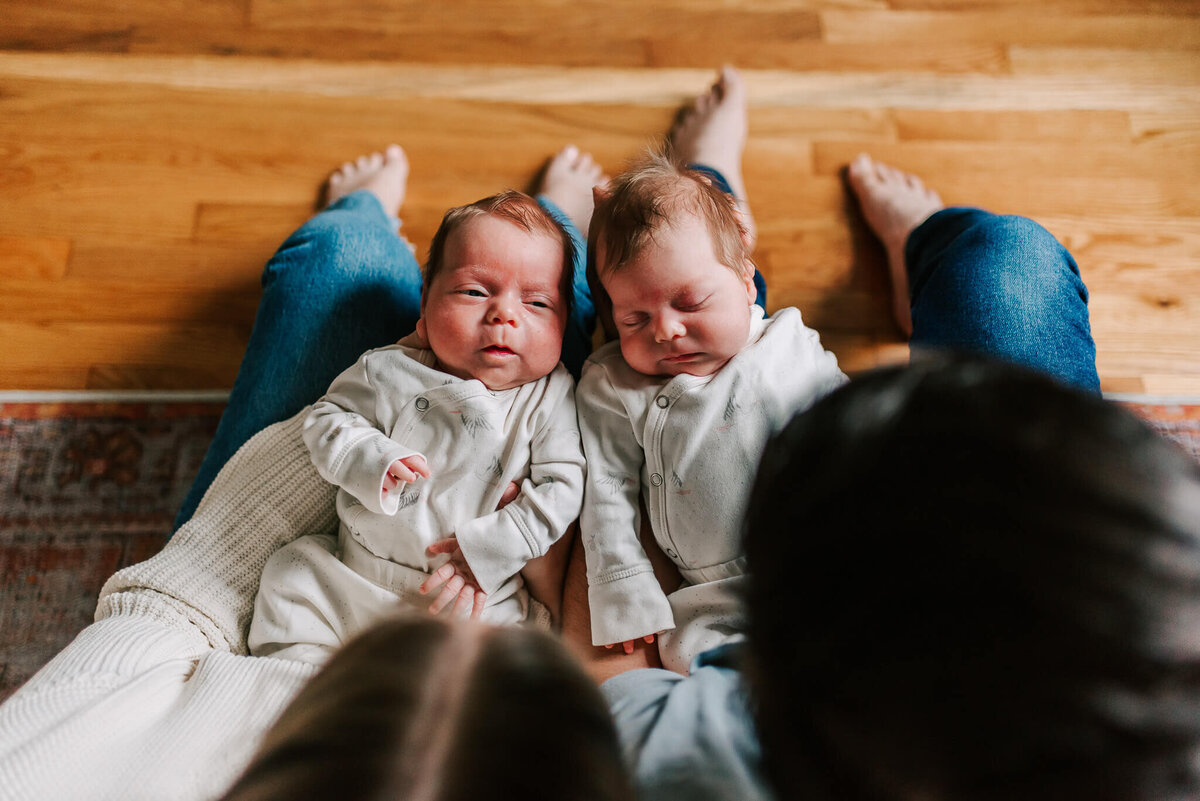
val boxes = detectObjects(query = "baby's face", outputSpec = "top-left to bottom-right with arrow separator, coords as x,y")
601,213 -> 756,378
418,214 -> 568,391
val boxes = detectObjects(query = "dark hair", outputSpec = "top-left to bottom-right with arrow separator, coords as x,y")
743,353 -> 1200,801
222,618 -> 633,801
586,149 -> 752,341
424,190 -> 575,315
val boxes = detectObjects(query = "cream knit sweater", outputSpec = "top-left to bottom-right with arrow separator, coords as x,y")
0,411 -> 337,801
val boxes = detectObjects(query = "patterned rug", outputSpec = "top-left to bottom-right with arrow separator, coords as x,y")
0,401 -> 223,701
0,398 -> 1198,702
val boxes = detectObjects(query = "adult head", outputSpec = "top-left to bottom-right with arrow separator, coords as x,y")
744,354 -> 1200,800
222,617 -> 632,801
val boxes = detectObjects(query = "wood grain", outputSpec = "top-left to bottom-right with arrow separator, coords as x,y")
1,1 -> 1198,393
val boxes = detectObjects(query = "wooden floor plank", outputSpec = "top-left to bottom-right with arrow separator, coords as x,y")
0,321 -> 248,373
0,280 -> 259,325
890,0 -> 1200,13
892,109 -> 1132,142
820,10 -> 1200,49
4,54 -> 1199,113
1009,47 -> 1200,83
0,236 -> 71,280
1,0 -> 247,31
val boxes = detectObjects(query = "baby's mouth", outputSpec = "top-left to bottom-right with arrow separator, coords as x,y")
484,345 -> 515,355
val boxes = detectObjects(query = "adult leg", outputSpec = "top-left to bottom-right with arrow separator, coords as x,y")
847,154 -> 1099,394
535,145 -> 607,381
907,208 -> 1099,393
670,66 -> 767,311
175,148 -> 422,529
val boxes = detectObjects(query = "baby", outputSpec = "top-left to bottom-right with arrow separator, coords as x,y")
578,68 -> 847,673
249,188 -> 587,665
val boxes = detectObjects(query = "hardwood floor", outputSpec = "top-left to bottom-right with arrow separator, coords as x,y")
1,1 -> 1197,394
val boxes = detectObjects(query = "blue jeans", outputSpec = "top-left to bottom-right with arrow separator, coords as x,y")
172,190 -> 592,529
907,208 -> 1100,393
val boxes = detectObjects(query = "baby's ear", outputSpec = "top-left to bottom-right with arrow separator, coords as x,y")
403,318 -> 431,349
592,184 -> 613,205
735,207 -> 754,250
741,259 -> 757,304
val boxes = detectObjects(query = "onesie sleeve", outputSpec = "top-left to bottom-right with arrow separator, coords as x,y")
576,361 -> 675,647
302,351 -> 424,516
776,308 -> 848,408
455,370 -> 586,596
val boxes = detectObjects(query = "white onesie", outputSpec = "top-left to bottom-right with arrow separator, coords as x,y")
249,344 -> 585,663
577,306 -> 846,673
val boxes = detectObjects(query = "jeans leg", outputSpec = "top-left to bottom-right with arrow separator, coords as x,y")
905,208 -> 1100,394
536,194 -> 595,380
174,190 -> 424,529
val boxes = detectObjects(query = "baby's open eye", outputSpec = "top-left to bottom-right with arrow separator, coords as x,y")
459,288 -> 487,297
527,300 -> 550,309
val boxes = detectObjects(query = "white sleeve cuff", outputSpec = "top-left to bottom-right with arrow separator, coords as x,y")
589,569 -> 676,646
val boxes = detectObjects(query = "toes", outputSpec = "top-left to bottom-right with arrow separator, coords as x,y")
848,153 -> 877,189
384,143 -> 405,163
849,153 -> 871,178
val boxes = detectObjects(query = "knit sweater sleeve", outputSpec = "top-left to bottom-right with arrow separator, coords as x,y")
95,410 -> 339,655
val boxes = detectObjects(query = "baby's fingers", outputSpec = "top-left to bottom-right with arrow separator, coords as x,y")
496,481 -> 520,510
389,464 -> 417,484
419,562 -> 456,595
426,537 -> 458,556
403,455 -> 431,479
451,587 -> 478,619
428,574 -> 466,615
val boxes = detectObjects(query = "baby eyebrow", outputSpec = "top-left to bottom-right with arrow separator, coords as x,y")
671,289 -> 705,306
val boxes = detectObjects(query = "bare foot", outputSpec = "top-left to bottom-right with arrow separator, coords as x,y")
846,153 -> 944,337
326,144 -> 409,219
669,65 -> 756,247
539,145 -> 608,237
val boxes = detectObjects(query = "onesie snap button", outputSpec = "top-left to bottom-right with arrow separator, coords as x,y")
415,397 -> 429,411
666,548 -> 677,559
650,473 -> 663,486
656,395 -> 670,408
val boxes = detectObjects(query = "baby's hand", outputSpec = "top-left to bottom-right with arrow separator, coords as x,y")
420,537 -> 486,619
383,455 -> 431,496
605,634 -> 657,655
